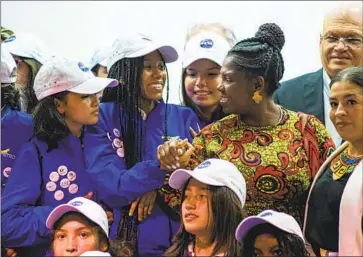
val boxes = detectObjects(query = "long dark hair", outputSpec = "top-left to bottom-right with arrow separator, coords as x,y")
33,91 -> 69,151
227,23 -> 285,96
241,223 -> 310,257
1,84 -> 21,110
164,183 -> 244,256
181,68 -> 226,125
101,53 -> 170,169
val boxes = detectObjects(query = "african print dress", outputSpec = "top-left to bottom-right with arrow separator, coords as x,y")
189,107 -> 335,227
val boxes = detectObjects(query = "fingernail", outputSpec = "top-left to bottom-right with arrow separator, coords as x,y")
167,165 -> 171,169
175,156 -> 180,161
129,212 -> 132,216
176,163 -> 180,168
172,165 -> 177,169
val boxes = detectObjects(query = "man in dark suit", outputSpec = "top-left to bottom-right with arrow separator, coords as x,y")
273,2 -> 362,147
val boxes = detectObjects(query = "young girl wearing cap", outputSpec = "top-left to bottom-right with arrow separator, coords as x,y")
181,23 -> 237,129
3,32 -> 51,113
164,159 -> 246,256
1,57 -> 136,257
1,49 -> 33,196
235,210 -> 310,257
47,197 -> 112,256
85,33 -> 199,255
88,36 -> 117,78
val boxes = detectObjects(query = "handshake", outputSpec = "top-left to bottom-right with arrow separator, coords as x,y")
157,138 -> 195,172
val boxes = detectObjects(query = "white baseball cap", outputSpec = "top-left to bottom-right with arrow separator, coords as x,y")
88,37 -> 118,70
169,158 -> 246,206
1,48 -> 17,84
182,31 -> 231,68
3,32 -> 51,64
34,56 -> 118,101
79,251 -> 111,256
46,197 -> 109,237
235,210 -> 305,243
106,33 -> 178,71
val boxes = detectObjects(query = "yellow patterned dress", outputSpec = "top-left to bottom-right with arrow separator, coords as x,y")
187,107 -> 335,227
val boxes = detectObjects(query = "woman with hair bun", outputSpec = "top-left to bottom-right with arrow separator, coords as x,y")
158,23 -> 335,228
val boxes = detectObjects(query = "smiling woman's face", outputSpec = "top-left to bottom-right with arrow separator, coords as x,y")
184,59 -> 222,109
141,50 -> 166,101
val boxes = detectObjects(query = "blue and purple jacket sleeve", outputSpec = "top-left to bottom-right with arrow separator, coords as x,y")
84,115 -> 167,210
1,143 -> 53,248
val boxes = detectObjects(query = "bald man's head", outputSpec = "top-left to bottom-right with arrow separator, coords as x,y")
320,2 -> 363,79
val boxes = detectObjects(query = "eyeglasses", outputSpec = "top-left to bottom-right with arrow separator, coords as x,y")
321,35 -> 363,48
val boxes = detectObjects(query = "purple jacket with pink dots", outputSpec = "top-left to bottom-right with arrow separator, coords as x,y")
1,127 -> 166,257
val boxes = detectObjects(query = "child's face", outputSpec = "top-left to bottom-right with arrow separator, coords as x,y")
253,233 -> 282,257
182,178 -> 212,236
52,214 -> 100,256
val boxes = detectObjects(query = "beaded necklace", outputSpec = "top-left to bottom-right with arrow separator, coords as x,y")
330,147 -> 363,180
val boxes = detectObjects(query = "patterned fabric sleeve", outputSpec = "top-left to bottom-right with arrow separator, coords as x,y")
188,126 -> 210,169
302,114 -> 336,179
308,115 -> 336,162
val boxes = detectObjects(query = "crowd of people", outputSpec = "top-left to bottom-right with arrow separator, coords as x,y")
1,1 -> 362,256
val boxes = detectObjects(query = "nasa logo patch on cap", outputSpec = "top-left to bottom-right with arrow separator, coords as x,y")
197,160 -> 211,169
78,62 -> 90,72
70,201 -> 83,207
200,39 -> 213,49
142,37 -> 152,42
260,211 -> 273,217
4,35 -> 16,43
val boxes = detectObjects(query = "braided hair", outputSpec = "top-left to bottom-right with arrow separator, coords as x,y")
102,54 -> 170,169
227,23 -> 285,96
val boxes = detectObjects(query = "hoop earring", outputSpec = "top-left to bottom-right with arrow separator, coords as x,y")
252,91 -> 263,104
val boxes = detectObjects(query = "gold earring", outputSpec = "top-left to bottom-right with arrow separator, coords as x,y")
252,91 -> 263,104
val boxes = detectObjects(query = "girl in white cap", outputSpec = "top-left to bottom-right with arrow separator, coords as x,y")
85,33 -> 200,255
47,197 -> 112,256
235,210 -> 309,257
88,36 -> 118,78
164,159 -> 246,256
1,57 -> 119,257
3,32 -> 51,113
1,48 -> 33,257
181,23 -> 237,129
1,48 -> 33,195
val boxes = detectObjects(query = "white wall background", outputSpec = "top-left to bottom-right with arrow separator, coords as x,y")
1,1 -> 346,104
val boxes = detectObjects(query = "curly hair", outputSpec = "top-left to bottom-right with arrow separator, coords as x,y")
227,23 -> 285,96
1,84 -> 21,110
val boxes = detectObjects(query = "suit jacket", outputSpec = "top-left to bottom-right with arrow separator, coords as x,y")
273,69 -> 325,124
